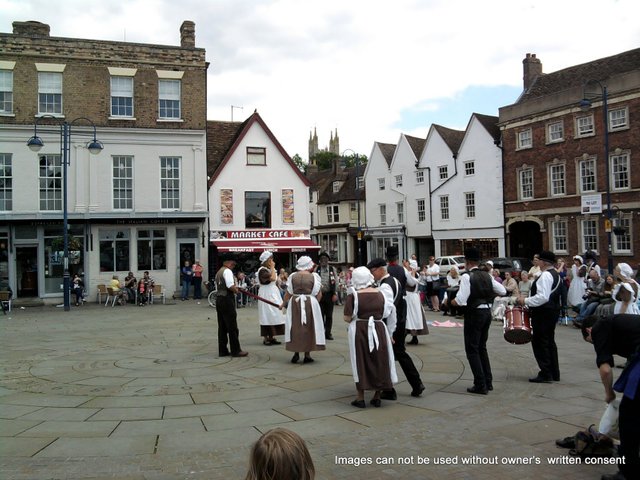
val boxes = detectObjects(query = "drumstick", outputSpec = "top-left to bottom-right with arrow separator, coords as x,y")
237,288 -> 281,308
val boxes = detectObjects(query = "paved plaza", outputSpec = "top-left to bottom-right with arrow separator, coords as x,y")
0,300 -> 621,479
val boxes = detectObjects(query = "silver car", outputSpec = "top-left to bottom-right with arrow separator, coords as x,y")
434,256 -> 465,277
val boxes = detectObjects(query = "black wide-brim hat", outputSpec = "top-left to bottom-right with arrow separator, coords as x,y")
464,247 -> 481,262
538,250 -> 556,264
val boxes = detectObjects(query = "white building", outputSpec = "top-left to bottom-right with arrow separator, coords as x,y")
423,114 -> 505,258
207,112 -> 318,271
0,20 -> 209,303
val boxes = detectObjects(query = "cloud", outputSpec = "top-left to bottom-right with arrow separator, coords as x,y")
3,0 -> 639,159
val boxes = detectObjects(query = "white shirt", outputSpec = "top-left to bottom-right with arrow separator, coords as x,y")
223,268 -> 235,289
404,267 -> 418,287
455,268 -> 506,308
525,269 -> 556,308
426,263 -> 440,282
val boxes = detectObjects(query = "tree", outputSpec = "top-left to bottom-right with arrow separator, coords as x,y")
291,154 -> 307,173
311,151 -> 339,171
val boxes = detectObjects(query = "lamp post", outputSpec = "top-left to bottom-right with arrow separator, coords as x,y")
580,80 -> 613,273
342,149 -> 362,266
27,116 -> 104,311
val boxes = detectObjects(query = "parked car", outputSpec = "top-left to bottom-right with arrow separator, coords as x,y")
488,257 -> 533,280
434,256 -> 466,277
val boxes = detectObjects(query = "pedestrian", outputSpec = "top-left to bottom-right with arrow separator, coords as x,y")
192,260 -> 204,300
581,314 -> 640,480
257,251 -> 285,345
452,247 -> 506,394
516,250 -> 562,383
344,266 -> 397,408
215,253 -> 248,357
181,260 -> 192,300
282,256 -> 325,364
244,428 -> 315,480
404,259 -> 429,344
368,245 -> 425,399
567,255 -> 588,308
425,256 -> 441,311
316,252 -> 338,340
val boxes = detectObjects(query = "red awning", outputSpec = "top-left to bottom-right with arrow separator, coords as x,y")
213,238 -> 321,253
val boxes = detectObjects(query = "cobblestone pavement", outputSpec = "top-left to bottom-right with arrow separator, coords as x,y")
0,301 -> 619,479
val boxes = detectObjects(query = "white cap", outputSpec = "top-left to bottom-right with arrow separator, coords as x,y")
616,262 -> 633,279
351,266 -> 374,290
259,251 -> 273,264
296,256 -> 314,271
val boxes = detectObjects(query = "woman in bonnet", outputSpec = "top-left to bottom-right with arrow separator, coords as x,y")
257,251 -> 286,345
343,266 -> 397,408
281,256 -> 325,364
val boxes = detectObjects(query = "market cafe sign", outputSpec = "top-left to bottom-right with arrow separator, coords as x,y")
211,230 -> 310,240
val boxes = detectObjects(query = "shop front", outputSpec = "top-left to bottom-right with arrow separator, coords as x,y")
210,229 -> 320,275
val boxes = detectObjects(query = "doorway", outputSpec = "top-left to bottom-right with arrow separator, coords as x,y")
16,245 -> 38,297
178,241 -> 196,287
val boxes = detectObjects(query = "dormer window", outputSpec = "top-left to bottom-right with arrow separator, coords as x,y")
332,181 -> 342,193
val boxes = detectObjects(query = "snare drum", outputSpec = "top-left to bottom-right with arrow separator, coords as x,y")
503,306 -> 532,344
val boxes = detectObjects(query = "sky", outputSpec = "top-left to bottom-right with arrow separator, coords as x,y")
2,0 -> 640,161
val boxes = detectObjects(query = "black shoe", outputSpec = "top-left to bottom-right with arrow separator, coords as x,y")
270,339 -> 281,345
291,353 -> 300,364
487,383 -> 494,391
553,376 -> 560,382
370,398 -> 381,408
325,334 -> 334,340
219,352 -> 230,357
380,389 -> 397,401
231,351 -> 248,357
529,375 -> 552,383
303,357 -> 314,364
467,386 -> 488,395
411,383 -> 425,397
555,436 -> 576,449
408,336 -> 418,345
351,399 -> 366,408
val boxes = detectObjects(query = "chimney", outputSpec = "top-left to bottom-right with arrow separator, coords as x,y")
180,21 -> 195,48
13,21 -> 50,37
523,53 -> 542,91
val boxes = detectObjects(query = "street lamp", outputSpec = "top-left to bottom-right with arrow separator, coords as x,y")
342,149 -> 363,266
27,116 -> 103,311
580,79 -> 613,273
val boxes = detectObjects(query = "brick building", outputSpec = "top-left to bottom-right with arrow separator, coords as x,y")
0,20 -> 209,303
499,50 -> 640,272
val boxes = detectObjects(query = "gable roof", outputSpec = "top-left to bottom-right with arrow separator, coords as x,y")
519,47 -> 640,103
433,125 -> 465,155
376,142 -> 397,167
471,113 -> 500,143
308,165 -> 366,204
207,111 -> 310,187
404,134 -> 426,160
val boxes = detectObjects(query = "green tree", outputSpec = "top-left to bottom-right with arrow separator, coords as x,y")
291,153 -> 307,173
311,151 -> 339,170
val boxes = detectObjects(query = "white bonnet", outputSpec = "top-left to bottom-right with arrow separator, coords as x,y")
616,262 -> 633,279
296,256 -> 314,271
259,251 -> 273,264
351,266 -> 374,290
573,255 -> 583,263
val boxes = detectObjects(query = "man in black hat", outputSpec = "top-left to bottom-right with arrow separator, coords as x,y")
368,247 -> 425,398
452,247 -> 506,394
317,252 -> 338,340
215,253 -> 248,357
517,250 -> 561,382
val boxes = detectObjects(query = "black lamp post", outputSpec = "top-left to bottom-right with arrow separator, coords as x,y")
580,80 -> 613,273
27,116 -> 103,311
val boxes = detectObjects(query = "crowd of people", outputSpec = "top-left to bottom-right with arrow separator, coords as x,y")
210,246 -> 639,480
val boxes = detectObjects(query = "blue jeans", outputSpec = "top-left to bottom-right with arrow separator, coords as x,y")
181,278 -> 192,299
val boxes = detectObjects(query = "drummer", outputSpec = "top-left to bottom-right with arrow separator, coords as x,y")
516,250 -> 562,383
452,247 -> 506,394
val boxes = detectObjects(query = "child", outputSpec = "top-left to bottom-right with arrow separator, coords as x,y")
245,428 -> 315,480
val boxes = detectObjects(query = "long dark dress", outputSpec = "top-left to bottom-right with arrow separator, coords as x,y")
285,272 -> 326,352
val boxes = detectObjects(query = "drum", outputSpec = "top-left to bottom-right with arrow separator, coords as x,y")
503,306 -> 532,344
